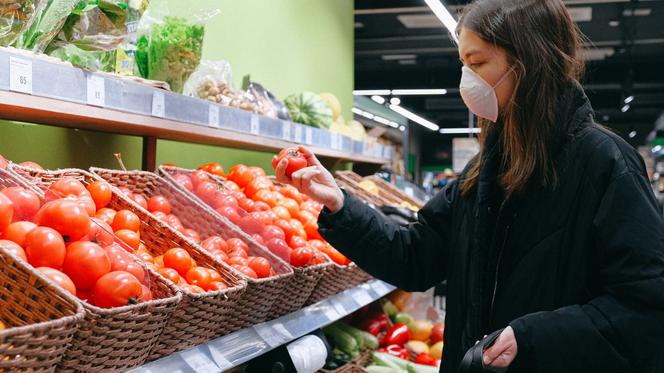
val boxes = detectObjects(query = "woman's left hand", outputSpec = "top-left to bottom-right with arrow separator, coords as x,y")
483,326 -> 518,368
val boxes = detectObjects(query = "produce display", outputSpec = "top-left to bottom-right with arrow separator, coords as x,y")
284,91 -> 333,129
0,0 -> 37,46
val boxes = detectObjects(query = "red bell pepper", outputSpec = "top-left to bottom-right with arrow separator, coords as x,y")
414,352 -> 438,367
359,313 -> 390,336
379,322 -> 411,347
378,345 -> 410,360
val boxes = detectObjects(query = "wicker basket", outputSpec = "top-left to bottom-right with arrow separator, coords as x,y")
88,167 -> 295,328
159,165 -> 332,317
306,262 -> 372,306
3,166 -> 182,372
0,242 -> 84,372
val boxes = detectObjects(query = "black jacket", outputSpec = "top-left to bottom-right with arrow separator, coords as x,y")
318,83 -> 664,373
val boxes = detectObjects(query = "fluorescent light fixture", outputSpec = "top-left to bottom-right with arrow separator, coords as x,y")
399,126 -> 406,132
609,20 -> 620,27
424,0 -> 458,42
389,104 -> 440,131
621,104 -> 630,113
439,128 -> 482,134
629,131 -> 637,138
398,60 -> 417,65
373,116 -> 390,125
371,95 -> 386,104
653,145 -> 662,153
624,95 -> 634,104
567,7 -> 592,22
390,97 -> 401,105
391,89 -> 448,95
354,22 -> 364,28
353,90 -> 391,96
388,121 -> 399,128
382,54 -> 417,61
352,107 -> 364,115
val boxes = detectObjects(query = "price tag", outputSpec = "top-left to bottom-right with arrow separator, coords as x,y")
208,105 -> 220,128
86,75 -> 105,107
333,300 -> 349,316
373,280 -> 391,295
294,125 -> 304,144
404,186 -> 414,197
282,121 -> 291,141
305,127 -> 313,145
250,115 -> 260,135
254,322 -> 293,348
181,349 -> 219,373
207,345 -> 233,371
323,305 -> 340,321
9,57 -> 32,94
355,288 -> 373,305
151,91 -> 165,118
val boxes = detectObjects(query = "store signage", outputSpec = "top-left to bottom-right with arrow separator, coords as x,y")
151,91 -> 165,118
86,75 -> 105,107
9,57 -> 32,94
208,105 -> 219,128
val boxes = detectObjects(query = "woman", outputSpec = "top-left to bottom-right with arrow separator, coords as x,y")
275,0 -> 664,371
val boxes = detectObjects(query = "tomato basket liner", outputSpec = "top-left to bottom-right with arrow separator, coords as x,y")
160,165 -> 332,317
89,167 -> 294,328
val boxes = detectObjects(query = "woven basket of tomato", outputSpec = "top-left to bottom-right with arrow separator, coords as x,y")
2,166 -> 182,371
159,165 -> 333,317
88,167 -> 294,329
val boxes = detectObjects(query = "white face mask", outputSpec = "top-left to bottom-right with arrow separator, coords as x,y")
459,66 -> 513,122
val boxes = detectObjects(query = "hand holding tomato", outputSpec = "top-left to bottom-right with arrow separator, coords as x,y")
274,146 -> 344,212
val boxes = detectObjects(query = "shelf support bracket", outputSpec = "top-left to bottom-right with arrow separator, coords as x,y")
142,136 -> 157,172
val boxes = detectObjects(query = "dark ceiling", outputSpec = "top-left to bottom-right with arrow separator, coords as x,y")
354,0 -> 664,158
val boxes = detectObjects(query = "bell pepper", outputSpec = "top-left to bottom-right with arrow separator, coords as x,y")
378,344 -> 410,360
380,322 -> 411,347
359,313 -> 390,336
414,352 -> 438,367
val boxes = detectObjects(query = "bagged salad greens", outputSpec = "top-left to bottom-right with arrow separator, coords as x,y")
114,0 -> 150,75
50,0 -> 128,52
16,0 -> 80,52
0,0 -> 40,46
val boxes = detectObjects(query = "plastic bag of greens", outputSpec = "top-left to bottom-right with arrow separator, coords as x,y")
135,3 -> 219,93
0,0 -> 41,46
16,0 -> 80,52
114,0 -> 149,75
48,43 -> 116,71
49,0 -> 128,52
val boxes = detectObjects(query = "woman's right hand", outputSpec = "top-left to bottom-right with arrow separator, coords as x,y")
274,146 -> 345,212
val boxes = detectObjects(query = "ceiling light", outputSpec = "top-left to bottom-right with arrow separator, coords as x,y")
373,116 -> 390,125
624,95 -> 634,104
621,104 -> 630,113
353,90 -> 391,96
391,89 -> 448,95
439,128 -> 482,134
352,107 -> 364,115
382,54 -> 417,61
389,104 -> 440,131
399,126 -> 406,132
609,20 -> 620,27
354,22 -> 364,28
398,60 -> 417,65
629,131 -> 637,139
424,0 -> 459,43
371,95 -> 386,104
390,97 -> 401,105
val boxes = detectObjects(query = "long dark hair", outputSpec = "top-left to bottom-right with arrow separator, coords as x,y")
457,0 -> 586,196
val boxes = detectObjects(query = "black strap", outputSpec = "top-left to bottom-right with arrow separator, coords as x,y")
457,328 -> 506,373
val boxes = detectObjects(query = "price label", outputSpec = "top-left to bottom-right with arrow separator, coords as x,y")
404,186 -> 414,197
86,75 -> 105,107
355,288 -> 373,305
305,127 -> 313,145
250,115 -> 260,135
373,280 -> 391,295
254,322 -> 293,347
207,344 -> 233,371
333,299 -> 349,316
294,125 -> 304,144
151,91 -> 165,118
9,57 -> 32,94
208,105 -> 220,128
181,349 -> 219,373
282,121 -> 291,141
323,305 -> 340,321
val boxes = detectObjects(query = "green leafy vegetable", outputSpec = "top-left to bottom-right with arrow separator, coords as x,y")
17,0 -> 80,52
48,44 -> 116,71
0,0 -> 37,46
50,0 -> 128,52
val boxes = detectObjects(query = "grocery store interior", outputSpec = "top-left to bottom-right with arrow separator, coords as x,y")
0,0 -> 662,372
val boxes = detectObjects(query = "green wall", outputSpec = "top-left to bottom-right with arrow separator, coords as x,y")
0,0 -> 354,171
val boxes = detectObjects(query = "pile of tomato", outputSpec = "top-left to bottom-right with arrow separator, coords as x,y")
0,177 -> 152,308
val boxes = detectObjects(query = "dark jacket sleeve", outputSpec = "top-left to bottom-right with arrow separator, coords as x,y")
317,181 -> 456,291
510,170 -> 664,372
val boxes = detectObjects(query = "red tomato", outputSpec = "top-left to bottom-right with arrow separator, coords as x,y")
212,194 -> 238,210
253,190 -> 273,205
25,227 -> 66,268
158,267 -> 181,283
252,234 -> 266,246
248,167 -> 266,178
186,267 -> 212,290
237,198 -> 255,212
139,284 -> 153,301
248,256 -> 271,278
208,249 -> 229,263
93,271 -> 142,308
77,289 -> 92,301
305,220 -> 323,240
104,245 -> 144,281
112,210 -> 140,232
117,186 -> 132,197
85,218 -> 115,247
206,268 -> 223,283
165,214 -> 183,230
199,162 -> 224,177
291,246 -> 314,267
224,180 -> 241,192
63,241 -> 111,290
272,148 -> 307,177
0,240 -> 26,261
115,229 -> 141,251
313,251 -> 327,265
232,264 -> 258,279
262,225 -> 286,242
124,262 -> 145,283
183,229 -> 201,243
1,187 -> 40,221
134,248 -> 154,263
289,236 -> 308,249
201,236 -> 227,252
153,255 -> 164,268
44,178 -> 90,202
19,161 -> 44,170
0,193 -> 13,234
278,198 -> 300,218
297,210 -> 316,225
147,196 -> 171,215
227,246 -> 249,259
263,210 -> 278,225
281,184 -> 304,204
36,200 -> 90,242
163,248 -> 193,275
190,170 -> 211,188
238,213 -> 263,235
95,208 -> 117,226
130,193 -> 148,210
37,267 -> 77,296
290,219 -> 308,240
216,206 -> 241,225
3,221 -> 37,247
86,181 -> 112,210
173,174 -> 194,192
253,201 -> 271,212
274,219 -> 295,241
226,238 -> 249,254
319,243 -> 350,265
245,177 -> 273,198
226,164 -> 252,187
151,211 -> 168,223
182,284 -> 205,294
266,238 -> 290,261
195,181 -> 218,204
209,281 -> 227,291
272,205 -> 291,220
227,256 -> 249,267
